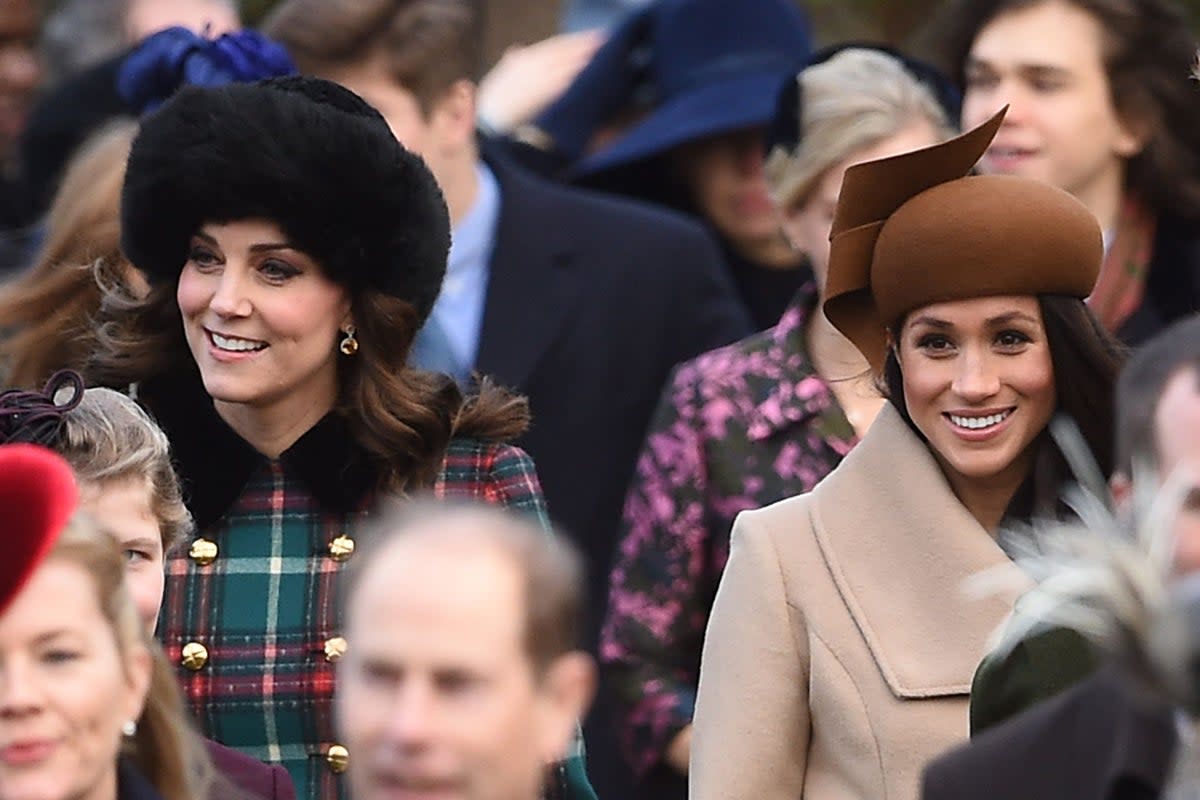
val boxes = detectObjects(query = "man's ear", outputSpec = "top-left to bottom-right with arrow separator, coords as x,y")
1113,108 -> 1151,160
429,79 -> 480,152
535,652 -> 596,765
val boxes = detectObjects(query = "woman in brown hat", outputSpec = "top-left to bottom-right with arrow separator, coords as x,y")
689,109 -> 1124,800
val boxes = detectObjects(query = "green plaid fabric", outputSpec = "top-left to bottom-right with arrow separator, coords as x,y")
160,437 -> 593,800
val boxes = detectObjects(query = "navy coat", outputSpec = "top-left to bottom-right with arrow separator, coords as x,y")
923,667 -> 1177,800
476,149 -> 752,645
475,149 -> 752,800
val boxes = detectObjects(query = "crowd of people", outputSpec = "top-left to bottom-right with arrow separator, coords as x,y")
1,0 -> 1200,799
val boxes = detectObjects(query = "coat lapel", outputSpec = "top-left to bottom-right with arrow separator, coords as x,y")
473,152 -> 584,390
810,404 -> 1031,698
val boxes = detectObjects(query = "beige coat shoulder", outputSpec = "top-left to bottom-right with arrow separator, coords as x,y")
691,405 -> 1029,800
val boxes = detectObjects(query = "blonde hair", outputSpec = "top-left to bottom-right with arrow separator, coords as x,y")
48,515 -> 211,800
0,119 -> 138,388
56,387 -> 192,554
765,49 -> 955,211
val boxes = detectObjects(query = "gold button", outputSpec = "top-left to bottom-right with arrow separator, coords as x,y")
181,642 -> 209,671
324,637 -> 348,663
326,744 -> 349,774
328,535 -> 355,562
189,538 -> 218,566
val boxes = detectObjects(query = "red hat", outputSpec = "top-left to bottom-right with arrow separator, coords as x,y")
0,444 -> 78,614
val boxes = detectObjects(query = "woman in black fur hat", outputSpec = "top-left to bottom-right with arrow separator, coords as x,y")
86,76 -> 587,800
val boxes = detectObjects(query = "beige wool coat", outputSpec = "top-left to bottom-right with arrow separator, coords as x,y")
690,404 -> 1030,800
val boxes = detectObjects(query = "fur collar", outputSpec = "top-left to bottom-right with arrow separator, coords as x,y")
139,367 -> 377,529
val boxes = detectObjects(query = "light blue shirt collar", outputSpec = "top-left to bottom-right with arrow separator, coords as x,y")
409,163 -> 501,383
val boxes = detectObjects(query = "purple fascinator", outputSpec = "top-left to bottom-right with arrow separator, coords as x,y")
117,27 -> 297,114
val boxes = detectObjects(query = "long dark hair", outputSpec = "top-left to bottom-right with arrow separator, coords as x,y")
882,295 -> 1126,520
931,0 -> 1200,221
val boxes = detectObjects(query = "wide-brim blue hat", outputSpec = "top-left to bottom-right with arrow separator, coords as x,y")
573,67 -> 797,177
570,0 -> 811,179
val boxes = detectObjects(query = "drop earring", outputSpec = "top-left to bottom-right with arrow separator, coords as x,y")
339,325 -> 359,356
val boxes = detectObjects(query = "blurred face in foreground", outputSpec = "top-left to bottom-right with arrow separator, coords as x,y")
337,530 -> 592,800
0,558 -> 150,800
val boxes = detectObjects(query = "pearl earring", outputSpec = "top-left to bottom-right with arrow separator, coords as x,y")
122,720 -> 137,737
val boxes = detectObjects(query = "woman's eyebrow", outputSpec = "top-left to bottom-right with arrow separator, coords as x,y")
906,315 -> 951,330
985,311 -> 1040,326
248,242 -> 295,254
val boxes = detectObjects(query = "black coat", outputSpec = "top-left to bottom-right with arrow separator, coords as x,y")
476,150 -> 752,644
923,667 -> 1177,800
118,760 -> 166,800
1118,213 -> 1200,346
475,150 -> 752,800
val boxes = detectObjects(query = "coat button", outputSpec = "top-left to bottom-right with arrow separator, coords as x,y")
328,535 -> 355,562
189,538 -> 218,566
324,637 -> 348,663
326,744 -> 349,774
181,642 -> 209,671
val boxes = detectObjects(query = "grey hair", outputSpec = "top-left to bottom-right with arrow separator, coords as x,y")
56,387 -> 193,553
765,48 -> 957,211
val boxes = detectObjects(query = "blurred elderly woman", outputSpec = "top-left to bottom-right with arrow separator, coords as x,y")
0,372 -> 296,799
600,47 -> 956,798
0,444 -> 209,800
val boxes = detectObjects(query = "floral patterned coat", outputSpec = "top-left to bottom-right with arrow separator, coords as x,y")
600,283 -> 859,779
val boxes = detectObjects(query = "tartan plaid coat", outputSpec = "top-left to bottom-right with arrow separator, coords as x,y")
141,373 -> 595,800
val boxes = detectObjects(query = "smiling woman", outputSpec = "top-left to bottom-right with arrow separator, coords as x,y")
175,220 -> 352,448
83,77 -> 579,800
690,110 -> 1125,800
0,446 -> 210,800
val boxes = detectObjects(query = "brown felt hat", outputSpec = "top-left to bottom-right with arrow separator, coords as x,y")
823,108 -> 1102,373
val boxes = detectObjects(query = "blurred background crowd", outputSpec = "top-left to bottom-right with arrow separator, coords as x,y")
1,1 -> 1199,800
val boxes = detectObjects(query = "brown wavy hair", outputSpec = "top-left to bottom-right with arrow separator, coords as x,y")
50,515 -> 212,800
932,0 -> 1200,220
88,281 -> 529,492
0,119 -> 139,388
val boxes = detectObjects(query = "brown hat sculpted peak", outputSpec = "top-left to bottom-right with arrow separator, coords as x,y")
824,108 -> 1102,372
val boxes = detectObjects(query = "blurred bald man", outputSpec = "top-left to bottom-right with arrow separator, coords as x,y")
338,504 -> 597,800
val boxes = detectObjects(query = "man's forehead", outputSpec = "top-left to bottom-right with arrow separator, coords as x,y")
350,532 -> 525,628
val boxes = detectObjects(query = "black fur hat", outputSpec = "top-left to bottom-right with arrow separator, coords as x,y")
121,75 -> 449,322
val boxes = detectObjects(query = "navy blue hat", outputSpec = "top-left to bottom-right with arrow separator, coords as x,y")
570,0 -> 812,178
